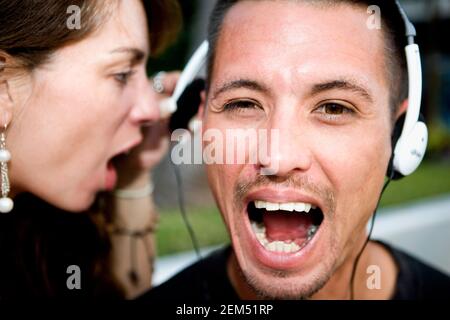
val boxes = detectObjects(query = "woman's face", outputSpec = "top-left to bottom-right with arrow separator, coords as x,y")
9,0 -> 158,212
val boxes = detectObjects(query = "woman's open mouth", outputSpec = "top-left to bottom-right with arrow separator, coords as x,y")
247,200 -> 324,254
105,160 -> 118,191
105,151 -> 129,191
104,138 -> 141,191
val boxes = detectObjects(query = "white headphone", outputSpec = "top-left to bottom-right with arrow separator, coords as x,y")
163,0 -> 428,179
390,0 -> 428,178
159,41 -> 209,117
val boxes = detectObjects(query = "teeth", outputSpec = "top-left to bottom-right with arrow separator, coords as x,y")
307,225 -> 318,238
304,203 -> 312,213
266,203 -> 279,211
288,242 -> 301,252
252,221 -> 265,234
276,241 -> 283,252
254,201 -> 316,213
255,200 -> 265,209
294,203 -> 305,212
283,243 -> 292,253
256,232 -> 265,241
250,222 -> 319,254
267,242 -> 276,251
279,203 -> 295,212
266,240 -> 302,253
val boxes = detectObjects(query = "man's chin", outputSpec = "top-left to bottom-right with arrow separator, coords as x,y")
237,258 -> 334,300
227,196 -> 340,299
230,224 -> 339,300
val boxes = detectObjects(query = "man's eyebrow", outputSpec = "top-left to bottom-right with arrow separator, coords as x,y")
212,79 -> 269,99
310,79 -> 374,103
110,47 -> 146,64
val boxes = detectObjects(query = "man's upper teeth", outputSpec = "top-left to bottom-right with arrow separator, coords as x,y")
254,200 -> 316,213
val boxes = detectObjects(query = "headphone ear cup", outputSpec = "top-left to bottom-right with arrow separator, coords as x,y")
387,114 -> 428,180
387,113 -> 406,180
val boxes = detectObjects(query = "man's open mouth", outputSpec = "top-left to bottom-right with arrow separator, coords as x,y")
247,200 -> 324,254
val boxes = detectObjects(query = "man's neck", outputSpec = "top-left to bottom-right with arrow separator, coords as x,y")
226,240 -> 398,300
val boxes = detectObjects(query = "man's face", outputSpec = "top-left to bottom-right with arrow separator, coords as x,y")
203,1 -> 393,299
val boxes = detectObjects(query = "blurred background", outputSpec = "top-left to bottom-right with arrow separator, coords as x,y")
146,0 -> 450,282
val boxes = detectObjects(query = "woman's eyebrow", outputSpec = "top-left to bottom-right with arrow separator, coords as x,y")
110,47 -> 147,64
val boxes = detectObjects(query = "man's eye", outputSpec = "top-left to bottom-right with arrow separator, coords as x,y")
114,70 -> 136,85
223,100 -> 259,111
315,103 -> 355,119
322,103 -> 349,114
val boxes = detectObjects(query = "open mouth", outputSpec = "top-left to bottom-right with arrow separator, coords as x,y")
107,143 -> 136,170
247,200 -> 324,254
109,152 -> 128,166
104,152 -> 130,190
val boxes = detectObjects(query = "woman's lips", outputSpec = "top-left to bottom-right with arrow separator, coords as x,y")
105,161 -> 118,191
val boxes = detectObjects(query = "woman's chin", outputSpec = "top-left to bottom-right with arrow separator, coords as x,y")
50,192 -> 96,213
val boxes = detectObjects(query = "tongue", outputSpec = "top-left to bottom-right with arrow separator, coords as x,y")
263,211 -> 312,242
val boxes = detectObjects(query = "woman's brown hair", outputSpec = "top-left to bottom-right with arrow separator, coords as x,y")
145,0 -> 182,56
0,0 -> 181,71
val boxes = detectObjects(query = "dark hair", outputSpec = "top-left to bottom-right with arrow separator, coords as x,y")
0,0 -> 181,72
145,0 -> 182,57
207,0 -> 409,122
0,194 -> 122,299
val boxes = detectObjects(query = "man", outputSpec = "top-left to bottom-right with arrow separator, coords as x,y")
143,0 -> 450,300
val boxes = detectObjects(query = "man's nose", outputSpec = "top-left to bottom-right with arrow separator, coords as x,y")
130,79 -> 161,125
258,107 -> 313,177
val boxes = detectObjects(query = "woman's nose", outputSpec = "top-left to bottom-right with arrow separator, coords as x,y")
130,79 -> 161,125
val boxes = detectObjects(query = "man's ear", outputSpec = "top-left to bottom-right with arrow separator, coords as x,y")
396,99 -> 409,120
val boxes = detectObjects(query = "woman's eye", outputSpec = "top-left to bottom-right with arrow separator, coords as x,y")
223,100 -> 259,111
114,70 -> 136,86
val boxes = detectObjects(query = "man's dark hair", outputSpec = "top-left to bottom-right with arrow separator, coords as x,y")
206,0 -> 409,122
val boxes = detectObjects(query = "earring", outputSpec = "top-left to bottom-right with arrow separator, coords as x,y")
0,124 -> 13,213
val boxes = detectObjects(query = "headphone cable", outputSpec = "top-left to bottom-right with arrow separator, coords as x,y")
170,159 -> 212,301
170,161 -> 202,259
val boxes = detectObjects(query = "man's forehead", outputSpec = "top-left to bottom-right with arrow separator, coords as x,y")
221,0 -> 379,45
211,0 -> 388,96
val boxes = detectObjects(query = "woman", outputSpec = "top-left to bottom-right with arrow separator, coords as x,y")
0,0 -> 180,299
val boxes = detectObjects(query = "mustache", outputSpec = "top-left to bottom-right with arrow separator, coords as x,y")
234,174 -> 336,216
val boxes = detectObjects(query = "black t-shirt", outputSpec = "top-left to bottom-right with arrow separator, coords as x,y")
139,241 -> 450,301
